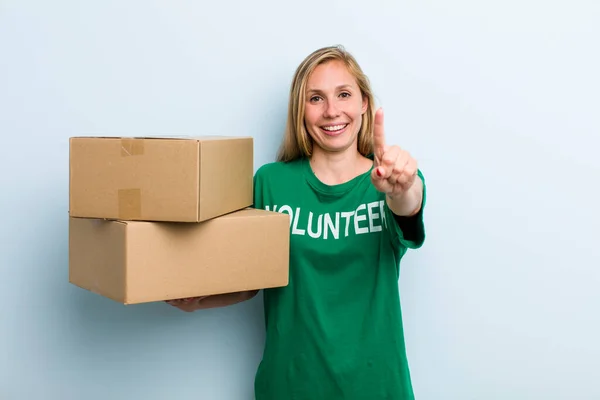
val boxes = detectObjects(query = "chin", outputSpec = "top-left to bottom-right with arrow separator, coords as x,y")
316,137 -> 357,154
309,124 -> 360,154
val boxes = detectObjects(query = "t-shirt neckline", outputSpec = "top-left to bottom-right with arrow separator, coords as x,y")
301,157 -> 374,197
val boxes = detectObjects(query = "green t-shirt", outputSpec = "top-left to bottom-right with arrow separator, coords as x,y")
252,157 -> 426,400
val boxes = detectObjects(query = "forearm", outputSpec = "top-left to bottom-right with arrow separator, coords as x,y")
386,176 -> 424,217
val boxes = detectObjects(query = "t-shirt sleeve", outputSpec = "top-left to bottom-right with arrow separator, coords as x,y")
383,169 -> 427,250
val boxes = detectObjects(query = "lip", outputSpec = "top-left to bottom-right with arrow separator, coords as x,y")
319,123 -> 349,136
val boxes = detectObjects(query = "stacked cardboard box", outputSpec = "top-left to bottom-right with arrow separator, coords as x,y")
68,136 -> 290,304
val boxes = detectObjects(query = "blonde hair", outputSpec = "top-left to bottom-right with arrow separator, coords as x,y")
276,45 -> 376,162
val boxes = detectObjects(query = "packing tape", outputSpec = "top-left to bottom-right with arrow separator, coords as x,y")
121,138 -> 144,156
118,188 -> 142,219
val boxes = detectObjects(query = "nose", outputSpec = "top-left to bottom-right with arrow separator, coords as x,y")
323,100 -> 340,119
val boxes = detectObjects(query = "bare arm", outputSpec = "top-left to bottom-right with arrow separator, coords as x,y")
370,107 -> 424,217
386,175 -> 423,217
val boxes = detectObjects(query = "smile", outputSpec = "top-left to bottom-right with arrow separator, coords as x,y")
321,124 -> 349,134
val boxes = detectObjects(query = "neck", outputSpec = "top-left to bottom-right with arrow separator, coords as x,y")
309,146 -> 372,185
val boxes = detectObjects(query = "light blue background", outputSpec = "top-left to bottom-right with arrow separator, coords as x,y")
1,1 -> 599,399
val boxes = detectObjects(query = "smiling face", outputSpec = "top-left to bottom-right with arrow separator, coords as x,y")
303,60 -> 369,156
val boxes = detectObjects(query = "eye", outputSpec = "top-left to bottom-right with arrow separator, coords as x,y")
339,92 -> 351,98
309,95 -> 322,103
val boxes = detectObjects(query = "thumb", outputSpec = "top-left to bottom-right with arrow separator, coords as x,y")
371,165 -> 385,181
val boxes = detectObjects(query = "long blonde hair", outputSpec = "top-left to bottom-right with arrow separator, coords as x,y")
276,45 -> 376,162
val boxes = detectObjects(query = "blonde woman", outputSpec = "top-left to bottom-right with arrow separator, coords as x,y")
169,45 -> 426,400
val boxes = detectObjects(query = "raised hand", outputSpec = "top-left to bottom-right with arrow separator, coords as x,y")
370,108 -> 418,198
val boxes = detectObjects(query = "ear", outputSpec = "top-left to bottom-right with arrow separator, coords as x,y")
361,95 -> 368,114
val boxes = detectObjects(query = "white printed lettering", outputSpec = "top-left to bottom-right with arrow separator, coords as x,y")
367,201 -> 382,232
354,204 -> 369,235
324,212 -> 340,239
379,201 -> 388,228
292,207 -> 306,235
307,212 -> 322,238
263,201 -> 388,240
341,211 -> 354,237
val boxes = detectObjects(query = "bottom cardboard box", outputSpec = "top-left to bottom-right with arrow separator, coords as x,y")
69,208 -> 290,304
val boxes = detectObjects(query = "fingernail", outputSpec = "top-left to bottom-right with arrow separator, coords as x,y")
376,168 -> 382,177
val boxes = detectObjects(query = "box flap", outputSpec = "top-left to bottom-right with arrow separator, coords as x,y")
70,135 -> 251,141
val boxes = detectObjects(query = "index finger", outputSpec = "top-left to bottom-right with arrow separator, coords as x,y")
373,108 -> 386,156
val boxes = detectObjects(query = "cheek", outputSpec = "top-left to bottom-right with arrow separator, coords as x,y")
342,100 -> 365,120
354,100 -> 367,118
348,104 -> 363,122
304,106 -> 320,126
353,116 -> 363,134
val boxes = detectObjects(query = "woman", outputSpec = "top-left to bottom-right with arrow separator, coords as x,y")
168,45 -> 426,399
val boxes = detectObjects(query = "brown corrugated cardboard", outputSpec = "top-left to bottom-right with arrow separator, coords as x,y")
69,136 -> 253,222
69,208 -> 290,304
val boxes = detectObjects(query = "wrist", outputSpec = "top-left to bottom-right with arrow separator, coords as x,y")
386,177 -> 423,217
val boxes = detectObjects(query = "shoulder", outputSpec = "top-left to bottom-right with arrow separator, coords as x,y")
254,159 -> 304,181
253,159 -> 304,208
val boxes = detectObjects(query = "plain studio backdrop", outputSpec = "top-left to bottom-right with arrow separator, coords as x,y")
1,1 -> 598,399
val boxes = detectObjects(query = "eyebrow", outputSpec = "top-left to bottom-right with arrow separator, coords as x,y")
306,84 -> 354,94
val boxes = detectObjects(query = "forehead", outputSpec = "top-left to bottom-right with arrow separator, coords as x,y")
306,60 -> 359,91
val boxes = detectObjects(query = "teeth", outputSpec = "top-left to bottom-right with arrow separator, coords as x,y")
323,124 -> 346,131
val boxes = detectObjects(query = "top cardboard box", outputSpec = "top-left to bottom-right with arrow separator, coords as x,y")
69,136 -> 253,222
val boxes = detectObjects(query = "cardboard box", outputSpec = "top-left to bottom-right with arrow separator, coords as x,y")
69,136 -> 253,222
69,208 -> 290,304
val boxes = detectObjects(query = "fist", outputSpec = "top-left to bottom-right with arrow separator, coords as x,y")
370,108 -> 418,197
